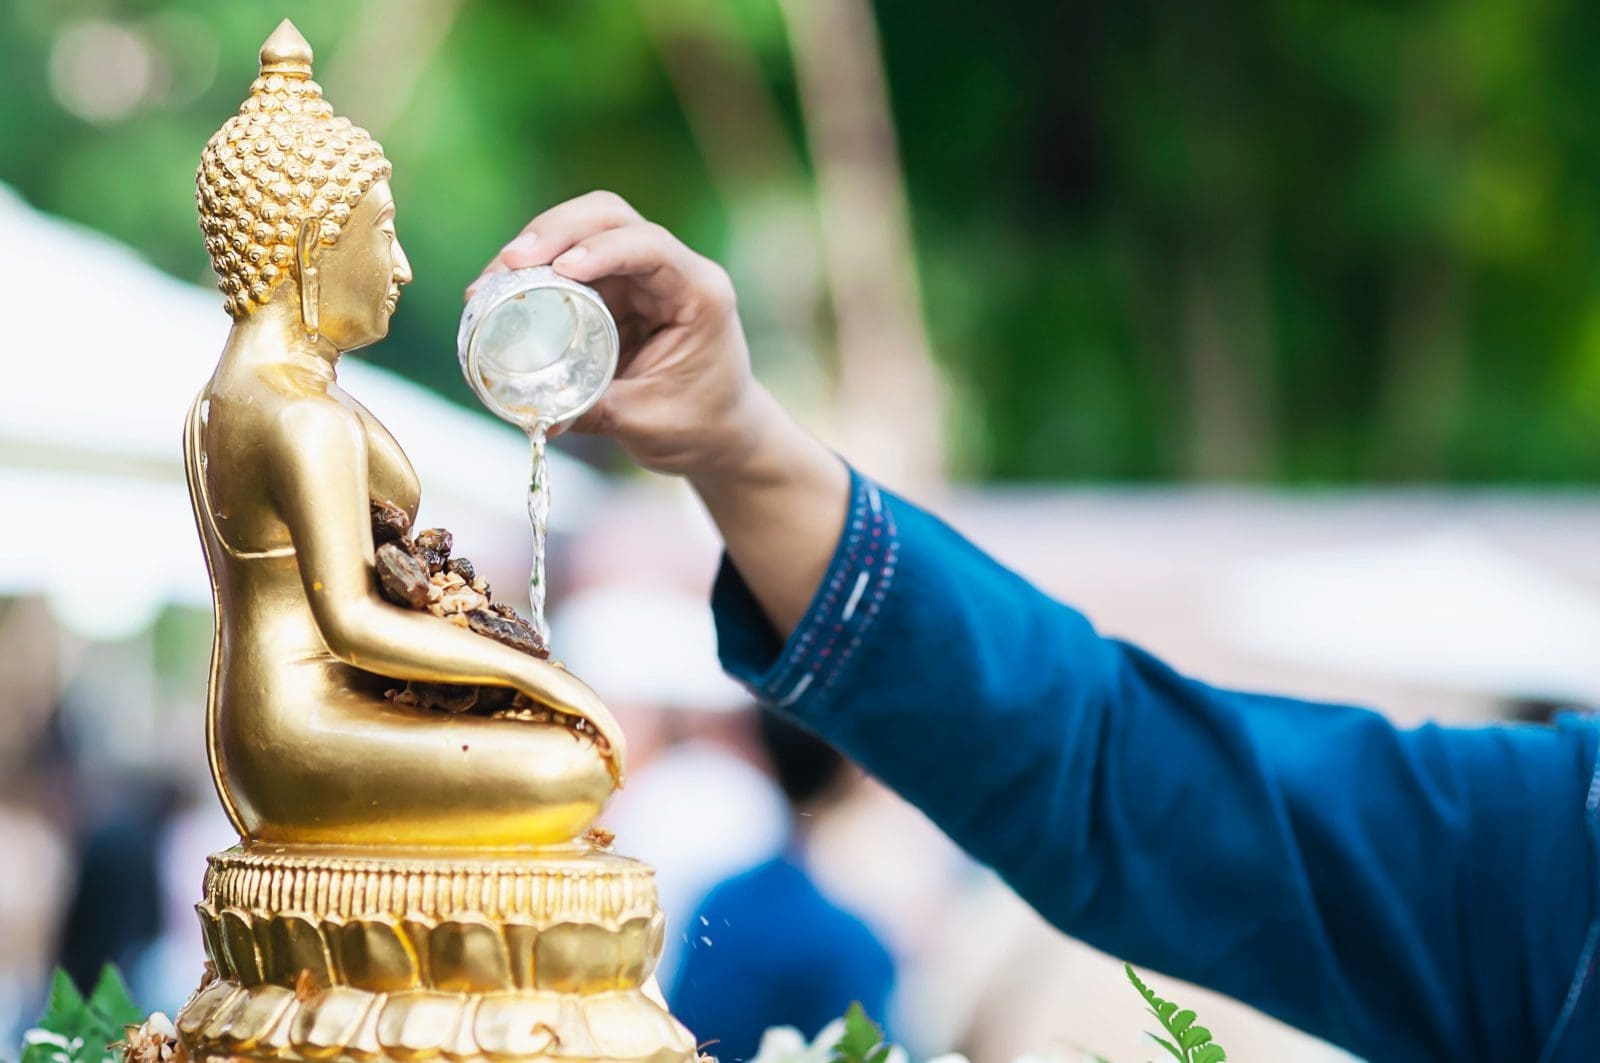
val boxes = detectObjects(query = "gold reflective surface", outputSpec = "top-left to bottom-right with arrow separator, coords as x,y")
176,22 -> 688,1061
187,16 -> 623,849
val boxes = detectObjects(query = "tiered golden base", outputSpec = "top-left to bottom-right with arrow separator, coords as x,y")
175,845 -> 696,1063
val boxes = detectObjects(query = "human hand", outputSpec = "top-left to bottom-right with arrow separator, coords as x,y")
472,191 -> 849,638
468,190 -> 768,479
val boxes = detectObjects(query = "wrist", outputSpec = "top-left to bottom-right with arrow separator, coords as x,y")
689,386 -> 837,497
689,385 -> 851,638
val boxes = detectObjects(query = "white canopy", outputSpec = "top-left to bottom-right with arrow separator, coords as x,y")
1214,530 -> 1600,704
0,183 -> 605,638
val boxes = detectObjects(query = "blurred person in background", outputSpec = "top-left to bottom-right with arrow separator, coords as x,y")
55,779 -> 181,992
0,781 -> 72,1048
471,192 -> 1600,1062
670,709 -> 896,1062
130,789 -> 238,1014
0,604 -> 75,1044
558,584 -> 897,1057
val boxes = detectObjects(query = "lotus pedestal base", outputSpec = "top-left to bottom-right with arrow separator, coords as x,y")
174,844 -> 696,1063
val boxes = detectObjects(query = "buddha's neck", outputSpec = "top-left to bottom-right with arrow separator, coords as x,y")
223,295 -> 341,385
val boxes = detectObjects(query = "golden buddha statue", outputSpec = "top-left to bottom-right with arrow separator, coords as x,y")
174,21 -> 695,1063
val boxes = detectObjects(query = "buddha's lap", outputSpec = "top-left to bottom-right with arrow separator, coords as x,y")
220,719 -> 612,846
216,687 -> 613,821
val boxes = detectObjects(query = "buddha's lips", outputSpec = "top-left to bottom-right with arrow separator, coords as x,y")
384,289 -> 400,313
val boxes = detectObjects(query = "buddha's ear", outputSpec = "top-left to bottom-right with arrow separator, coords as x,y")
296,218 -> 320,340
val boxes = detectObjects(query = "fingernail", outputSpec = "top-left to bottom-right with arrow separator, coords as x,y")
503,231 -> 540,262
553,245 -> 588,269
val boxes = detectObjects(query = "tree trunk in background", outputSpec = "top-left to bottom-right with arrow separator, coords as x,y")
1179,232 -> 1277,481
319,0 -> 465,138
1375,245 -> 1464,478
1374,60 -> 1467,480
635,3 -> 832,409
778,0 -> 945,490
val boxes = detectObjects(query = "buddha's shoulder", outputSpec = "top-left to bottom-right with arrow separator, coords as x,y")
208,382 -> 365,451
273,393 -> 367,449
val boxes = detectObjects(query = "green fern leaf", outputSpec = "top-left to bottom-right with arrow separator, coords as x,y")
1147,1034 -> 1186,1062
21,968 -> 141,1063
830,1002 -> 888,1063
85,967 -> 140,1031
35,972 -> 88,1039
1125,964 -> 1156,1003
1124,963 -> 1230,1063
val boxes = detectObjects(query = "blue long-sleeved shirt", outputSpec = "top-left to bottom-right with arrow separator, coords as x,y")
711,470 -> 1600,1061
669,855 -> 896,1061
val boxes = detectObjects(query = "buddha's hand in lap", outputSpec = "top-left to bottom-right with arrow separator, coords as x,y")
466,190 -> 769,481
513,656 -> 627,785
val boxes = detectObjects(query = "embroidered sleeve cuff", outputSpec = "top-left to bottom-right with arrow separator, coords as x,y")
711,467 -> 900,720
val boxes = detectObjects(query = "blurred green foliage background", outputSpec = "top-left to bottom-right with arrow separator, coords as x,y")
5,0 -> 1600,484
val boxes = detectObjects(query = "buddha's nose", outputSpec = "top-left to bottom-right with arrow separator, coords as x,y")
393,241 -> 414,287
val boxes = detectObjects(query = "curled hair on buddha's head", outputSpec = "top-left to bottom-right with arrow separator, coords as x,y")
196,19 -> 391,319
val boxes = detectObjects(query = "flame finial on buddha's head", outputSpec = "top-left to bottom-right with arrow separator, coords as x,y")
258,18 -> 314,77
196,19 -> 391,318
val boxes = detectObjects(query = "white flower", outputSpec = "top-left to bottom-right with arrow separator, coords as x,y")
741,1023 -> 1084,1063
120,1012 -> 185,1063
745,1025 -> 825,1063
22,1027 -> 80,1063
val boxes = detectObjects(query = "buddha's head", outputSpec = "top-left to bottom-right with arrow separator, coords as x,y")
197,20 -> 411,351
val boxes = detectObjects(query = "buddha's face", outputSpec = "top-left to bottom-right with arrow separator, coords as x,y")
310,180 -> 413,351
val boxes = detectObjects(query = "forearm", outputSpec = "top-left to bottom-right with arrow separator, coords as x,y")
688,385 -> 850,636
316,597 -> 531,685
315,590 -> 626,775
710,471 -> 1600,1061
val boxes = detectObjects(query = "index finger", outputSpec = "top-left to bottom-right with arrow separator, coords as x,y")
549,223 -> 734,317
467,190 -> 641,298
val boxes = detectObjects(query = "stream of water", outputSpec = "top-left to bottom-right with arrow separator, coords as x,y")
525,423 -> 552,642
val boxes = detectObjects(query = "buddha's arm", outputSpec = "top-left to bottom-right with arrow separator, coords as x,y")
268,398 -> 625,769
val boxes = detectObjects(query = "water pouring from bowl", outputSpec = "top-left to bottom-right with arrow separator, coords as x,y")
458,266 -> 619,639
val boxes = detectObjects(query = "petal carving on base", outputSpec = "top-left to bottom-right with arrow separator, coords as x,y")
616,917 -> 651,988
270,913 -> 334,986
472,992 -> 563,1058
289,986 -> 377,1059
339,918 -> 422,991
178,846 -> 691,1059
196,903 -> 225,973
375,991 -> 467,1061
196,908 -> 662,993
178,981 -> 697,1062
586,991 -> 698,1061
214,983 -> 295,1052
220,907 -> 262,984
429,917 -> 512,993
532,923 -> 591,993
502,921 -> 538,990
176,979 -> 238,1039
